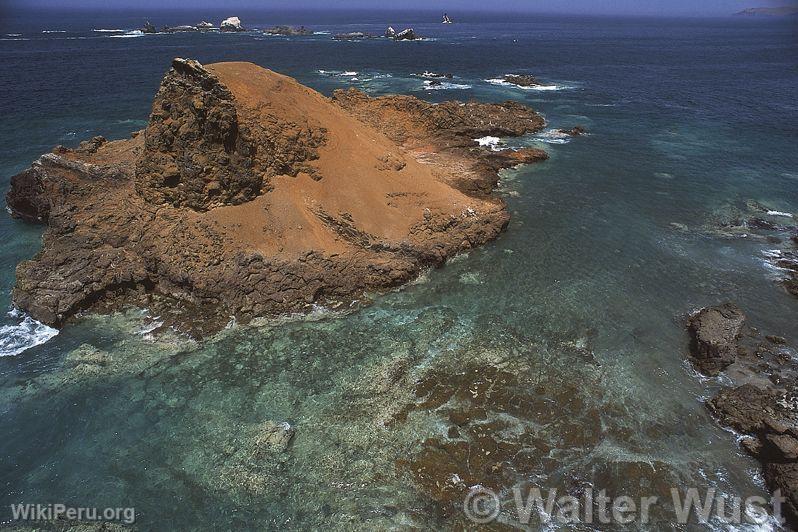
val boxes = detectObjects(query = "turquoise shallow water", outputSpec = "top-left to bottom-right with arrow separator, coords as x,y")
0,9 -> 797,530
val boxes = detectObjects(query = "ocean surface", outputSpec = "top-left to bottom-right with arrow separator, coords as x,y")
1,8 -> 797,530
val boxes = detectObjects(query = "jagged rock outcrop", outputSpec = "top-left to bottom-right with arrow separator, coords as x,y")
136,58 -> 260,210
136,58 -> 327,211
687,302 -> 746,375
6,59 -> 547,335
684,305 -> 798,527
559,126 -> 587,136
332,87 -> 543,142
503,74 -> 541,87
393,28 -> 417,41
332,87 -> 546,194
263,25 -> 313,36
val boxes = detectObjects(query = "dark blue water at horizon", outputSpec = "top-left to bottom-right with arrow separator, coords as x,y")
1,9 -> 797,530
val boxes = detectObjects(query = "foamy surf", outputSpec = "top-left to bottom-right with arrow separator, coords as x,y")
422,80 -> 471,90
766,210 -> 793,218
0,311 -> 59,357
318,70 -> 358,77
484,77 -> 566,91
110,30 -> 144,38
474,136 -> 504,151
534,129 -> 572,144
93,29 -> 125,33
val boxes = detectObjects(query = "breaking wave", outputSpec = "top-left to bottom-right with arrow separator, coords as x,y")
422,80 -> 471,90
109,30 -> 144,38
0,310 -> 59,357
534,129 -> 572,144
484,77 -> 568,91
474,136 -> 504,151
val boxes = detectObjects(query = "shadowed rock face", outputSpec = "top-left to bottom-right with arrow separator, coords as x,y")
136,58 -> 260,210
6,59 -> 547,334
687,302 -> 745,375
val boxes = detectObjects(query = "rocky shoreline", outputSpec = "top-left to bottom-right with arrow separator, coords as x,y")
6,58 -> 547,336
686,303 -> 798,527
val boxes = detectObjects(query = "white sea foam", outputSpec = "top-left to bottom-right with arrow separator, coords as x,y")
484,76 -> 566,91
110,30 -> 144,38
136,317 -> 164,339
423,80 -> 471,90
766,210 -> 793,218
313,31 -> 331,35
474,136 -> 503,150
318,70 -> 358,77
6,33 -> 22,37
93,28 -> 125,33
534,129 -> 572,144
0,311 -> 59,357
42,30 -> 67,33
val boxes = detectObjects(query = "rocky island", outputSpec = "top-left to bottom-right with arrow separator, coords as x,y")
6,58 -> 546,335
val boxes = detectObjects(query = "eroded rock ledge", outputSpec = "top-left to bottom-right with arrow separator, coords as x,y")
6,59 -> 547,335
686,304 -> 798,526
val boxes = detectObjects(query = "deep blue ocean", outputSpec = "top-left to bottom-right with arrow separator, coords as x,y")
0,8 -> 797,530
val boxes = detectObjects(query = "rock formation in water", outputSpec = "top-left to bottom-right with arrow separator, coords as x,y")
333,31 -> 374,41
263,26 -> 313,36
503,74 -> 541,87
684,304 -> 798,527
6,58 -> 546,335
687,302 -> 746,375
220,17 -> 244,32
384,27 -> 419,41
558,125 -> 587,136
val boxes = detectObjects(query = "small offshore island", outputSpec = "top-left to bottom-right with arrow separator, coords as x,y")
6,58 -> 549,335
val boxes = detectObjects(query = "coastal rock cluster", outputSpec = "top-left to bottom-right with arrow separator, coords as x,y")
332,87 -> 548,194
686,304 -> 798,526
6,58 -> 547,334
